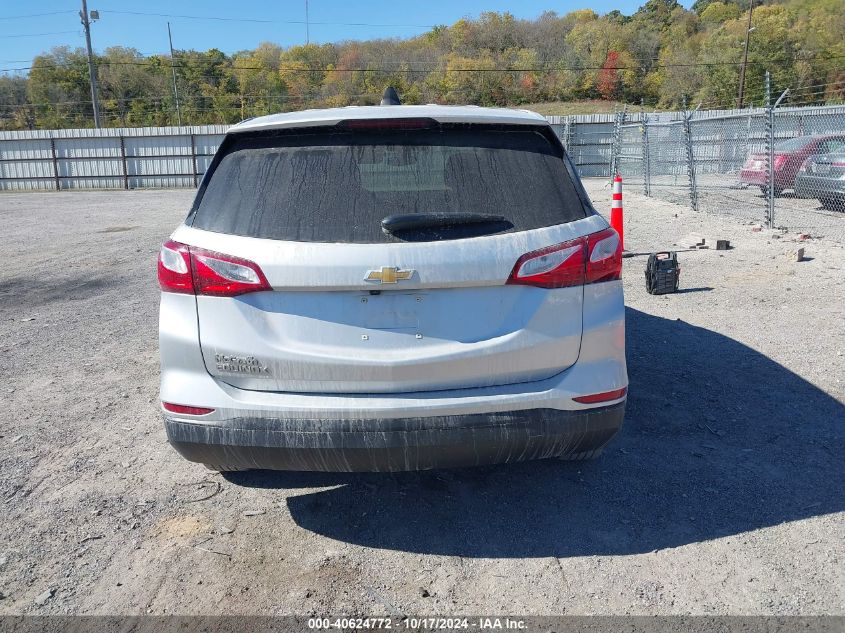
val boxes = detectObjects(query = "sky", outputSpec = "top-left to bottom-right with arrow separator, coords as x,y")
0,0 -> 693,73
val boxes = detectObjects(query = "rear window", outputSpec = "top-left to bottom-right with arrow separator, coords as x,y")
190,123 -> 588,243
775,136 -> 814,152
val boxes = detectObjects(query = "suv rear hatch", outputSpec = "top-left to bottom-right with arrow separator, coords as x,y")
182,120 -> 605,394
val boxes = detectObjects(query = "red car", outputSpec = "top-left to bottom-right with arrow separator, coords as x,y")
740,134 -> 845,196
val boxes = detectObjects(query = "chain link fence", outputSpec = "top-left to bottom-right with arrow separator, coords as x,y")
647,118 -> 693,208
2,106 -> 844,240
614,104 -> 845,242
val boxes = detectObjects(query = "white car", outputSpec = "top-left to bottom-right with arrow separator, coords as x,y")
158,96 -> 627,472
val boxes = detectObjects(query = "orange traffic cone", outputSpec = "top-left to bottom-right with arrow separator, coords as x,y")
610,174 -> 624,251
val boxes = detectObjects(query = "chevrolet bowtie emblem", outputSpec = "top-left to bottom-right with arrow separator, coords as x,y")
365,266 -> 414,284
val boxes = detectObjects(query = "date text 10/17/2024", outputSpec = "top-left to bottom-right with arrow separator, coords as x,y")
307,617 -> 527,630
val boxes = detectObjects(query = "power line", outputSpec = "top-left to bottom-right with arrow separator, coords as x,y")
0,90 -> 472,110
0,88 -> 524,115
2,80 -> 841,113
0,30 -> 79,39
4,53 -> 844,75
98,9 -> 435,29
0,10 -> 77,20
781,81 -> 843,95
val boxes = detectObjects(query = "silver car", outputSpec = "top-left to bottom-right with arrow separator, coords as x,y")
158,102 -> 627,472
794,150 -> 845,211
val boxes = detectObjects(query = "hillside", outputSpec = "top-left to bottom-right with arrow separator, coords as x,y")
0,0 -> 843,129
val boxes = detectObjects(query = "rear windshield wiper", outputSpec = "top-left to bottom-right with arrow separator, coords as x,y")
381,212 -> 509,234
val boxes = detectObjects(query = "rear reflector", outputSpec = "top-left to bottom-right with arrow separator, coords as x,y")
162,402 -> 215,416
573,387 -> 627,404
507,227 -> 622,289
158,240 -> 272,297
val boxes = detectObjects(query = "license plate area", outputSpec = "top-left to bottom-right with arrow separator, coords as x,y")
354,293 -> 421,330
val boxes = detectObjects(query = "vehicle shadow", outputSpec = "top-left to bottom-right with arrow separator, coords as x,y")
226,308 -> 844,557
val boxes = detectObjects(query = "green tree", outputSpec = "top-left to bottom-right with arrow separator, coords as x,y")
0,75 -> 29,130
28,47 -> 92,128
4,0 -> 844,129
99,47 -> 169,126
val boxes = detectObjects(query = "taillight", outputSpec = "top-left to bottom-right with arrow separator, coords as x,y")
158,240 -> 193,294
158,240 -> 271,297
585,228 -> 622,283
190,246 -> 271,297
773,154 -> 787,171
162,402 -> 215,416
506,228 -> 622,289
506,239 -> 585,288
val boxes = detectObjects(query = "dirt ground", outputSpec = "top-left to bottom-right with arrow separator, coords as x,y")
0,181 -> 843,616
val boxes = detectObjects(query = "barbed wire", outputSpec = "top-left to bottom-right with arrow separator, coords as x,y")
3,52 -> 845,75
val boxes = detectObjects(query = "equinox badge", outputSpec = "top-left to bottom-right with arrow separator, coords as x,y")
365,267 -> 414,284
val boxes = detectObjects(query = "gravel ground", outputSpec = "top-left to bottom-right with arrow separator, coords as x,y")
0,182 -> 843,616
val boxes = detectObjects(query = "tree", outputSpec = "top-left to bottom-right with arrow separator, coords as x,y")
597,51 -> 622,100
3,0 -> 843,129
0,75 -> 28,130
99,47 -> 169,126
27,47 -> 92,128
700,2 -> 741,24
230,44 -> 286,119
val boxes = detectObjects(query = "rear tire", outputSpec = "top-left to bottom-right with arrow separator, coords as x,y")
559,447 -> 604,461
760,185 -> 784,198
820,197 -> 844,212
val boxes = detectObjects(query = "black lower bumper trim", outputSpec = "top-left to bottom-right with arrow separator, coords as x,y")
165,403 -> 625,472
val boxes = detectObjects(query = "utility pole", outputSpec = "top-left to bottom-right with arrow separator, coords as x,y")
737,0 -> 755,109
167,22 -> 182,126
80,0 -> 101,128
305,0 -> 310,44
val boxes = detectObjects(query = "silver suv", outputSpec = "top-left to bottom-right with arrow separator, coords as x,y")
158,101 -> 627,472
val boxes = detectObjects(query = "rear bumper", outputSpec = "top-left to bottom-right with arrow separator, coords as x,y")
165,401 -> 625,472
739,169 -> 767,186
793,176 -> 845,198
739,169 -> 791,189
159,280 -> 627,472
